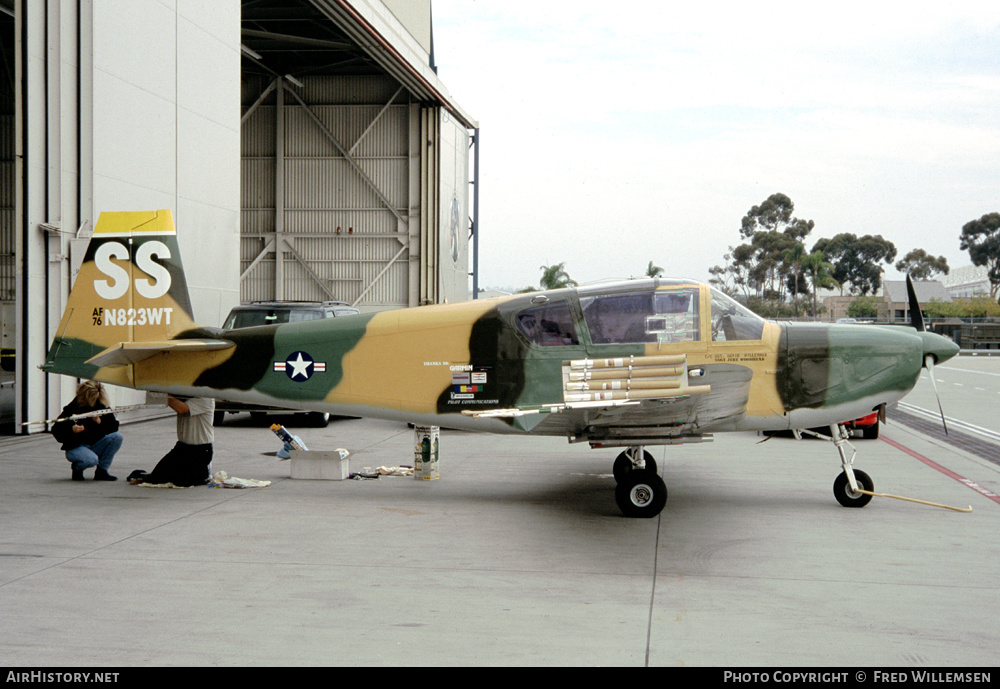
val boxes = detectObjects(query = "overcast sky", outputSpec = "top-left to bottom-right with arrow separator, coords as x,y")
431,1 -> 1000,293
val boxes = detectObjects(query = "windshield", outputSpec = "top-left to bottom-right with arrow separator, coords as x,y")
709,289 -> 765,341
515,302 -> 579,346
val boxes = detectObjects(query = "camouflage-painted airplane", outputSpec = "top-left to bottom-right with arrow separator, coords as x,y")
43,210 -> 959,517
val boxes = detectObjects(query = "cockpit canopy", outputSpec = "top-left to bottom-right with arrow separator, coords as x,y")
581,288 -> 701,344
513,281 -> 764,347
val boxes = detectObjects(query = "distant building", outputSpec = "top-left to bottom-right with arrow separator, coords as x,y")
822,280 -> 950,322
940,266 -> 992,298
882,280 -> 951,322
823,295 -> 886,322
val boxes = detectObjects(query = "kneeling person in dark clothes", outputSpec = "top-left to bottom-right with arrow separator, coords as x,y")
131,396 -> 215,487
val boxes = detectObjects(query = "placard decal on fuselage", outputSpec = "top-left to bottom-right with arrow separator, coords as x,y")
447,367 -> 497,406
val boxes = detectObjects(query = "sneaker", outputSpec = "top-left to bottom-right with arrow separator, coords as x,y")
72,468 -> 85,482
94,468 -> 118,481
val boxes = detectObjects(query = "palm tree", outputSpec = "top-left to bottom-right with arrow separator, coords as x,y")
539,263 -> 577,290
646,260 -> 664,278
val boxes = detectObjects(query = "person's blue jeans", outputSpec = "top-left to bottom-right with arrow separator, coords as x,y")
65,432 -> 124,471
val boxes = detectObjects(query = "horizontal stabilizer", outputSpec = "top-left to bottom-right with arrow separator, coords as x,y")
85,339 -> 234,368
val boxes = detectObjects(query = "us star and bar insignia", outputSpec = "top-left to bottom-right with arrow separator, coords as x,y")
274,351 -> 326,381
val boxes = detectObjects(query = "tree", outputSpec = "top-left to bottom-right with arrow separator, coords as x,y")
925,296 -> 1000,318
802,250 -> 838,320
895,249 -> 950,280
745,296 -> 794,319
782,242 -> 807,317
740,193 -> 795,239
729,242 -> 761,298
731,193 -> 816,300
708,260 -> 738,296
959,212 -> 1000,298
538,263 -> 577,290
709,244 -> 758,299
645,261 -> 664,278
749,230 -> 798,297
847,295 -> 880,319
812,233 -> 897,295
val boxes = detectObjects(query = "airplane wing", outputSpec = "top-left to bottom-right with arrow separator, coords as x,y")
463,353 -> 752,444
85,339 -> 235,367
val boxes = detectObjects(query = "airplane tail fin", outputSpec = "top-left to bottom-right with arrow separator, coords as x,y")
42,210 -> 207,384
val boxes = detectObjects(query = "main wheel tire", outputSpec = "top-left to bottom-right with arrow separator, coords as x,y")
834,469 -> 874,508
612,450 -> 657,482
309,412 -> 331,428
615,469 -> 667,518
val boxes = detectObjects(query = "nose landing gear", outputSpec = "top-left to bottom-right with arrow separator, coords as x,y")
829,423 -> 874,508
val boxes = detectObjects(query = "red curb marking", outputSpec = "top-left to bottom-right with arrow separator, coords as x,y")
881,435 -> 1000,505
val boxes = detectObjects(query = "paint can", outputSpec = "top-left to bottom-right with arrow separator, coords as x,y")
413,426 -> 440,480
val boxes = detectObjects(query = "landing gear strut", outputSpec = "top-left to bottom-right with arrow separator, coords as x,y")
612,446 -> 667,518
829,423 -> 874,508
612,447 -> 657,482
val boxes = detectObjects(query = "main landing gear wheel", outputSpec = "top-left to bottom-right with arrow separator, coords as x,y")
309,412 -> 331,428
615,469 -> 668,518
833,469 -> 874,508
613,449 -> 657,482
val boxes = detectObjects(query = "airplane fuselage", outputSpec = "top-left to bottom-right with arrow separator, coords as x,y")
69,280 -> 943,443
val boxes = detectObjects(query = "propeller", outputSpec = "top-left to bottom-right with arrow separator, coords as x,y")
906,274 -> 925,332
907,274 -> 949,435
924,353 -> 949,436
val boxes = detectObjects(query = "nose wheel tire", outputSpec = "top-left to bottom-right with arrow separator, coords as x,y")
834,469 -> 874,508
615,469 -> 667,518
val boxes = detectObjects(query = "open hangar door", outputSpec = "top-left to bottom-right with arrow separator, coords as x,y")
240,0 -> 477,313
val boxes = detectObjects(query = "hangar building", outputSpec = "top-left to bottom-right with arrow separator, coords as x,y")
0,0 -> 478,433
